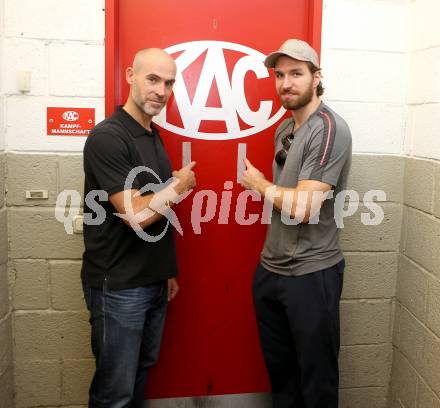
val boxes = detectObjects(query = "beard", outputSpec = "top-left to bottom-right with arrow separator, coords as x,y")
280,81 -> 314,111
137,100 -> 164,117
132,84 -> 164,117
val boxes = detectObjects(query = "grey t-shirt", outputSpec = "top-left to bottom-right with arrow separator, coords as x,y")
260,102 -> 352,276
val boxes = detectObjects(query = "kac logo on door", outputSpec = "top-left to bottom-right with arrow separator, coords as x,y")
62,111 -> 80,121
154,41 -> 285,140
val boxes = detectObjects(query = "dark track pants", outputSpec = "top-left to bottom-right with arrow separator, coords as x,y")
253,260 -> 345,408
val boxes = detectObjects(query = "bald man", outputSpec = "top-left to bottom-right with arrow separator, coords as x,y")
82,48 -> 196,407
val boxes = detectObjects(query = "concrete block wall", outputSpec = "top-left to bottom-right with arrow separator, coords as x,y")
320,1 -> 409,403
388,0 -> 440,406
321,0 -> 408,155
2,0 -> 105,152
6,153 -> 90,408
390,158 -> 440,408
0,151 -> 14,407
1,0 -> 104,406
0,0 -> 14,405
405,0 -> 440,160
337,155 -> 403,408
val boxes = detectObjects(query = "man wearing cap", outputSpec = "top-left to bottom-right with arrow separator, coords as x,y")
240,39 -> 352,407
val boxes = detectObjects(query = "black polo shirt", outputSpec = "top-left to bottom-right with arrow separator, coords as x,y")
81,106 -> 178,290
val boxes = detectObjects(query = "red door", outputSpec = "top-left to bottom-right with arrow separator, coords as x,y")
106,0 -> 323,399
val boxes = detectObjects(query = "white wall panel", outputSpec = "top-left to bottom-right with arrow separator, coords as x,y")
5,95 -> 104,152
4,0 -> 104,42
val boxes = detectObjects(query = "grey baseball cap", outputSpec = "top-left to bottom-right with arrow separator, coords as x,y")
264,39 -> 320,69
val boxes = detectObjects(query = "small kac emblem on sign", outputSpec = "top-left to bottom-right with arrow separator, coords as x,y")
62,111 -> 80,121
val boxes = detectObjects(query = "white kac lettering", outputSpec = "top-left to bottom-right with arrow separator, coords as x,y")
155,41 -> 286,140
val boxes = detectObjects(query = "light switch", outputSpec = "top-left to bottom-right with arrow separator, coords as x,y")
18,70 -> 31,92
25,190 -> 48,199
73,215 -> 84,234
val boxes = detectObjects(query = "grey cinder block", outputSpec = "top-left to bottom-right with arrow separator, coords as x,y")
343,253 -> 397,299
8,207 -> 84,259
7,153 -> 58,206
348,155 -> 404,203
404,157 -> 435,214
404,208 -> 440,279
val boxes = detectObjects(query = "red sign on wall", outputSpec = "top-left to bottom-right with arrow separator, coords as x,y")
47,107 -> 95,136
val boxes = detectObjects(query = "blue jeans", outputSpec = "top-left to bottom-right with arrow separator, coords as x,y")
83,279 -> 168,408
